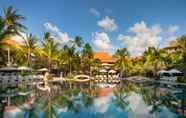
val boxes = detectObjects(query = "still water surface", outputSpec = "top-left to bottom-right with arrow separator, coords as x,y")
2,81 -> 186,118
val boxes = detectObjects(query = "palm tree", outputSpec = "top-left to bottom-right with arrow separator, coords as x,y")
114,48 -> 130,77
0,6 -> 26,66
158,49 -> 171,68
177,35 -> 186,66
22,33 -> 37,67
0,6 -> 26,41
81,43 -> 94,74
41,32 -> 59,71
70,36 -> 84,48
61,45 -> 77,75
144,47 -> 161,76
82,43 -> 94,59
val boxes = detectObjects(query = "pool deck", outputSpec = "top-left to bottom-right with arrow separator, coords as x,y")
125,76 -> 186,86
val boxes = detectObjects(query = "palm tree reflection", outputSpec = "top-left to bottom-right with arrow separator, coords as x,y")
139,83 -> 186,117
112,87 -> 130,111
20,87 -> 95,118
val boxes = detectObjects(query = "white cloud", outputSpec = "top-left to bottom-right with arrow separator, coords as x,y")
44,22 -> 59,32
92,32 -> 114,51
98,16 -> 118,32
44,22 -> 70,44
11,32 -> 27,45
167,25 -> 179,34
118,21 -> 180,56
118,21 -> 162,56
89,8 -> 100,17
94,95 -> 111,113
57,32 -> 70,44
161,25 -> 179,46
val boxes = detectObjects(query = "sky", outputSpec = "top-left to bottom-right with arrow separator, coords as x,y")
1,0 -> 186,56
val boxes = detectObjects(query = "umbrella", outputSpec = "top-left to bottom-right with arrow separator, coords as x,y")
169,69 -> 182,73
0,67 -> 18,72
38,68 -> 48,72
101,63 -> 113,66
109,70 -> 116,73
157,70 -> 168,74
18,66 -> 32,71
99,69 -> 107,73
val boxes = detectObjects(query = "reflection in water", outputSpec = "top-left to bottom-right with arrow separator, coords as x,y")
94,95 -> 112,113
1,81 -> 186,118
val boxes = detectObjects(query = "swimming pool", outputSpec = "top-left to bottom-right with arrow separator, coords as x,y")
1,81 -> 186,118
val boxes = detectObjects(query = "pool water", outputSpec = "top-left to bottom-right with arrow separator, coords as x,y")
1,81 -> 186,118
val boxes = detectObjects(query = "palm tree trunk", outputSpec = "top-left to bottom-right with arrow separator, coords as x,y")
48,58 -> 51,72
89,65 -> 91,76
69,58 -> 72,76
154,60 -> 158,77
184,51 -> 186,67
7,47 -> 11,66
28,48 -> 31,67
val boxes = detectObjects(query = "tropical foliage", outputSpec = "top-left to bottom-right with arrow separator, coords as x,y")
0,6 -> 185,77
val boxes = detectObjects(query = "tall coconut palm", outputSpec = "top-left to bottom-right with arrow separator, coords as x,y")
0,6 -> 26,41
42,32 -> 59,71
177,35 -> 186,66
0,17 -> 4,42
22,33 -> 37,67
82,43 -> 94,59
114,48 -> 130,77
144,47 -> 160,76
0,6 -> 26,66
145,47 -> 172,76
61,45 -> 77,75
81,43 -> 94,73
158,49 -> 173,69
70,36 -> 84,48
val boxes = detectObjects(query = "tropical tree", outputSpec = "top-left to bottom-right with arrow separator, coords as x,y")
22,33 -> 37,67
0,6 -> 26,66
114,48 -> 130,77
0,6 -> 26,41
143,47 -> 161,76
60,45 -> 79,75
82,43 -> 94,59
41,32 -> 59,71
130,56 -> 145,75
81,43 -> 94,74
177,35 -> 186,66
70,36 -> 84,48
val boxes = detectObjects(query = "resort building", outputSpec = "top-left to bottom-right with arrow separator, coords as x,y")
162,40 -> 181,53
94,51 -> 117,69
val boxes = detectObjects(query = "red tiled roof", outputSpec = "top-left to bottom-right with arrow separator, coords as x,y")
0,39 -> 23,46
1,39 -> 18,45
163,41 -> 180,50
94,51 -> 116,63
